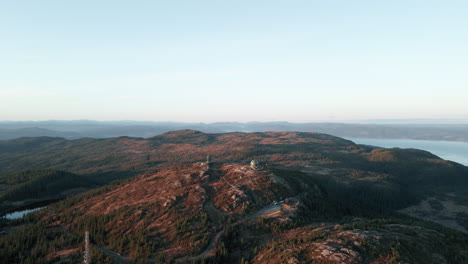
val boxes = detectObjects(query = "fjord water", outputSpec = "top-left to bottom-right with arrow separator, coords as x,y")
347,138 -> 468,166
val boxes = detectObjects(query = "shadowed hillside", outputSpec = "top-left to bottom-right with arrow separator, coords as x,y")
1,130 -> 468,263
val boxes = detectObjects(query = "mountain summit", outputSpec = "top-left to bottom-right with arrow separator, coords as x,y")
1,131 -> 468,263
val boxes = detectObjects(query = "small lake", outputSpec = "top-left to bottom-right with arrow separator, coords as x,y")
347,138 -> 468,166
2,207 -> 45,220
1,198 -> 61,220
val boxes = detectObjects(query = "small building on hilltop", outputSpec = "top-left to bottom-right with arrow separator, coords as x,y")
250,160 -> 259,169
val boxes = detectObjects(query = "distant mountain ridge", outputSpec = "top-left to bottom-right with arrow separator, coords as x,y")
0,127 -> 80,139
1,120 -> 468,141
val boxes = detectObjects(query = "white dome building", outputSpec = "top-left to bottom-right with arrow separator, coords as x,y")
250,160 -> 259,168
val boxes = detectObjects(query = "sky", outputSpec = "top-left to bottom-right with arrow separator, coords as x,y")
1,1 -> 467,123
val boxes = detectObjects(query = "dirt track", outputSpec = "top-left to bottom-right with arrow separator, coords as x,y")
92,200 -> 288,263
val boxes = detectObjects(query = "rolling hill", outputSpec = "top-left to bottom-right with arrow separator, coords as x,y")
1,130 -> 468,263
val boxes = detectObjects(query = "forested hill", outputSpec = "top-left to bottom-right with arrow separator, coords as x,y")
1,130 -> 467,200
0,169 -> 97,214
0,130 -> 467,220
0,130 -> 360,177
1,130 -> 468,263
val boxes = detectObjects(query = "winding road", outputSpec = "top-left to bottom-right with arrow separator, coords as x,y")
90,200 -> 289,263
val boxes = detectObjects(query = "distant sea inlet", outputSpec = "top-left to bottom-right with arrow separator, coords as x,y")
347,138 -> 468,166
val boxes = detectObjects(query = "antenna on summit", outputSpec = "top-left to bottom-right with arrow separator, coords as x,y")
83,231 -> 91,264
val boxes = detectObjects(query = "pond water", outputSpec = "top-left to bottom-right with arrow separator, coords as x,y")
1,198 -> 61,220
2,207 -> 45,220
347,138 -> 468,166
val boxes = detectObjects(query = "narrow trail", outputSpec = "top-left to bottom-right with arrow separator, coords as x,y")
90,165 -> 301,263
92,244 -> 130,263
91,198 -> 290,263
175,230 -> 224,262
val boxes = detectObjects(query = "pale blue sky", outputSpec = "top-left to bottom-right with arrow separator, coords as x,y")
1,1 -> 467,122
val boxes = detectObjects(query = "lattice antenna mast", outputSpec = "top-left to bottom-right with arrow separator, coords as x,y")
84,231 -> 91,264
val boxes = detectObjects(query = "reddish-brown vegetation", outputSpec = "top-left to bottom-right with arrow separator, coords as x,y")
2,130 -> 468,264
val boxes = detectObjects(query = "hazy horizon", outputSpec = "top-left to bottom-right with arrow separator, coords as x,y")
2,118 -> 468,125
2,1 -> 467,122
